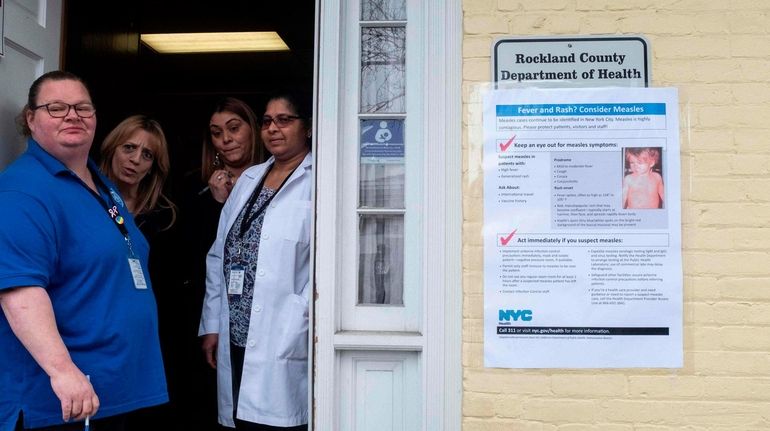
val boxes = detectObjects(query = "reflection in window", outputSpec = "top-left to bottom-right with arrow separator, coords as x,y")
361,27 -> 405,113
358,215 -> 404,305
361,0 -> 406,21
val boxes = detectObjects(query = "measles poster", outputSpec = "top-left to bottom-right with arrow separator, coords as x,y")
482,87 -> 682,368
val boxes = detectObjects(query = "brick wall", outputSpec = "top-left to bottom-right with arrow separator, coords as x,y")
462,1 -> 770,429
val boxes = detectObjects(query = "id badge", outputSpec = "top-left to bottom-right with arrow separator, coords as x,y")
228,265 -> 245,295
128,258 -> 148,289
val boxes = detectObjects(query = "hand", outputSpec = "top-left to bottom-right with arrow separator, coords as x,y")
208,170 -> 235,203
49,367 -> 99,422
201,333 -> 219,369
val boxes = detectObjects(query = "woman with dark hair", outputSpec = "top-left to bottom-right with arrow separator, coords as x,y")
201,97 -> 265,204
200,93 -> 312,430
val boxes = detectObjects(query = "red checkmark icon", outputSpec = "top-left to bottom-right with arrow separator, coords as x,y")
500,229 -> 517,245
499,135 -> 516,152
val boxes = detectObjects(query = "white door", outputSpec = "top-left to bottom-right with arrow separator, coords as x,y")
0,0 -> 61,169
313,0 -> 462,429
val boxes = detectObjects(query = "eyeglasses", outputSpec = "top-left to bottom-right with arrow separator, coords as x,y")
32,102 -> 96,118
260,115 -> 300,129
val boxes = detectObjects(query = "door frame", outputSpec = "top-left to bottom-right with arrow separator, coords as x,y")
312,0 -> 462,428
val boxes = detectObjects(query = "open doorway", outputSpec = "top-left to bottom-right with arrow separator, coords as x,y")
61,1 -> 316,429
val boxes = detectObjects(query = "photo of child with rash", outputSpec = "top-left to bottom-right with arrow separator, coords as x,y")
622,147 -> 664,209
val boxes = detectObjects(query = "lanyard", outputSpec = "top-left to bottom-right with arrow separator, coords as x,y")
81,168 -> 136,256
237,163 -> 298,239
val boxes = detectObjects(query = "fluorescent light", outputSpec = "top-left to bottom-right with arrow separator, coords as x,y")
140,31 -> 289,54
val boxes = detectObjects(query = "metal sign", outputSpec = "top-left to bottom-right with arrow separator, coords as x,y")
493,35 -> 651,88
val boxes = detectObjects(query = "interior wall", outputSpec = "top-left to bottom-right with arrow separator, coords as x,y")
62,0 -> 315,191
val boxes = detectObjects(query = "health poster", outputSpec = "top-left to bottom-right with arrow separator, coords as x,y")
483,87 -> 682,368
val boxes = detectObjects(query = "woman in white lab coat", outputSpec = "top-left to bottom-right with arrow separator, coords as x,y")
199,93 -> 312,430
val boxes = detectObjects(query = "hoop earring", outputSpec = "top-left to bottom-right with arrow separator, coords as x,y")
213,153 -> 222,167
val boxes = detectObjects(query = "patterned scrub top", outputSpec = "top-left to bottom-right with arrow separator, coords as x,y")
224,186 -> 276,347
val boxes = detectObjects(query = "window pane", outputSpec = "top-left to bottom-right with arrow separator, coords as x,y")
361,0 -> 406,21
358,215 -> 404,305
360,119 -> 405,208
361,27 -> 405,113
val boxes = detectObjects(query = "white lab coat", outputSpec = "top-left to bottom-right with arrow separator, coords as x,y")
199,153 -> 312,428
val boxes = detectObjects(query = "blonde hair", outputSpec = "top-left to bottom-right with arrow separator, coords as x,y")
99,115 -> 177,229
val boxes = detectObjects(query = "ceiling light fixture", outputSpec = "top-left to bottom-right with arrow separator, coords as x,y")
140,31 -> 290,54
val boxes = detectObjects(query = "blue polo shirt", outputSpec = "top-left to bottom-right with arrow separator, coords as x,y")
0,139 -> 168,428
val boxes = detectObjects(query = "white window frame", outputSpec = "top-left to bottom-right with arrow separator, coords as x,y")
313,0 -> 462,429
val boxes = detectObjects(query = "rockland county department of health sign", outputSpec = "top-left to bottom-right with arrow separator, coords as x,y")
492,35 -> 651,88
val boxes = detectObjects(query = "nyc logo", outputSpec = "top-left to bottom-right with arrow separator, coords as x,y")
498,309 -> 533,323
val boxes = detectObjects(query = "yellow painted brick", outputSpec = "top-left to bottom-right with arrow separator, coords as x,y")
499,0 -> 570,12
491,394 -> 527,418
464,295 -> 483,319
689,326 -> 724,351
730,0 -> 770,9
691,153 -> 734,176
509,14 -> 550,32
617,12 -> 697,35
689,252 -> 770,275
578,15 -> 622,33
520,399 -> 599,423
676,84 -> 734,104
463,273 -> 483,295
721,326 -> 770,350
677,58 -> 759,84
732,36 -> 770,58
463,175 -> 483,198
702,377 -> 770,401
463,392 -> 498,417
728,11 -> 770,33
463,245 -> 484,272
542,14 -> 581,34
734,129 -> 770,153
462,340 -> 484,368
688,226 -> 770,249
465,15 -> 510,34
628,375 -> 705,398
464,57 -> 493,81
464,36 -> 494,59
464,370 -> 552,395
688,276 -> 770,301
653,59 -> 697,83
691,13 -> 731,34
676,401 -> 768,427
463,0 -> 496,13
557,425 -> 634,431
575,0 -> 609,11
688,129 -> 735,152
463,197 -> 483,222
695,104 -> 770,129
464,222 -> 484,247
660,0 -> 729,11
732,83 -> 770,104
464,418 -> 557,431
551,374 -> 628,397
691,303 -> 770,326
691,351 -> 770,375
601,400 -> 684,423
655,36 -> 731,59
689,179 -> 770,202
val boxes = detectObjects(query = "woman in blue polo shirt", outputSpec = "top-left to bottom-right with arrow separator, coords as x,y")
0,71 -> 168,430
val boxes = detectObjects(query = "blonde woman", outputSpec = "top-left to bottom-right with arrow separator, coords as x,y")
99,114 -> 176,235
